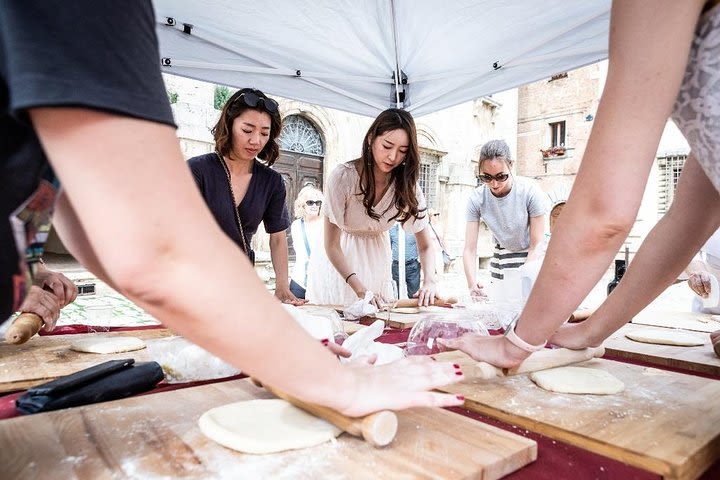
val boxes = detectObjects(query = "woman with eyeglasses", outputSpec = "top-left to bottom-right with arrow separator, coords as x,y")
462,140 -> 549,302
306,108 -> 440,308
289,185 -> 324,299
188,88 -> 304,305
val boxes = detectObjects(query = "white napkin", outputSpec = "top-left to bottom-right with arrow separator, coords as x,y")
340,320 -> 404,365
342,291 -> 378,320
281,304 -> 334,340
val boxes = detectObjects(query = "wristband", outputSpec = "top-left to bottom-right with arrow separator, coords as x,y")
344,272 -> 357,283
504,320 -> 546,353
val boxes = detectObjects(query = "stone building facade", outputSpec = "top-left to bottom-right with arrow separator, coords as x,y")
516,61 -> 690,255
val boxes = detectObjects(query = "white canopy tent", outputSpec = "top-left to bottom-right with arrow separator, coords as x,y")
154,0 -> 611,117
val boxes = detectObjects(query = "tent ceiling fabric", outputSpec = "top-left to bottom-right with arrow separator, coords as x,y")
154,0 -> 610,117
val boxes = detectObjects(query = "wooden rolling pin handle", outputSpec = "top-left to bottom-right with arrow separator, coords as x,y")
473,346 -> 606,380
394,296 -> 458,308
4,312 -> 43,345
254,380 -> 398,447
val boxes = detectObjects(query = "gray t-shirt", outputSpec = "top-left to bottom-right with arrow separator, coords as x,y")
466,176 -> 549,252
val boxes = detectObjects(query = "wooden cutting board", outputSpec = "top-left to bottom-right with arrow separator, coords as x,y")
372,306 -> 453,329
0,329 -> 176,393
604,323 -> 720,377
632,309 -> 720,333
435,352 -> 720,480
0,378 -> 537,480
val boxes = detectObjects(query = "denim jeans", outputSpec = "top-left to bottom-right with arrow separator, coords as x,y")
289,279 -> 306,299
391,259 -> 421,298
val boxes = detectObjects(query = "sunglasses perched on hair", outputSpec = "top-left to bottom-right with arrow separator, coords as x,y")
478,172 -> 511,183
305,200 -> 323,207
235,92 -> 279,114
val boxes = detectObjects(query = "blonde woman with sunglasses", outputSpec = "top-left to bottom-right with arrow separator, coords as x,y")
289,185 -> 324,299
462,140 -> 549,302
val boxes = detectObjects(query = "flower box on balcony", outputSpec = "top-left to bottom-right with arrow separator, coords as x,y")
541,146 -> 567,158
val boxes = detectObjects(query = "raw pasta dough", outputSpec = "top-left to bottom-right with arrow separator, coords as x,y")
530,366 -> 625,395
69,336 -> 146,354
199,399 -> 342,454
625,328 -> 705,346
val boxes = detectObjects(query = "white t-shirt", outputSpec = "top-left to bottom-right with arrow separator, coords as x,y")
290,218 -> 322,288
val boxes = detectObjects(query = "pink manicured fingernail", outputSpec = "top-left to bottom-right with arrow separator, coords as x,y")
456,395 -> 465,401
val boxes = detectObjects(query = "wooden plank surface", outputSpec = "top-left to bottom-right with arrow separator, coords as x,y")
604,323 -> 720,377
632,309 -> 720,333
372,306 -> 455,329
0,329 -> 176,393
435,352 -> 720,480
0,378 -> 537,480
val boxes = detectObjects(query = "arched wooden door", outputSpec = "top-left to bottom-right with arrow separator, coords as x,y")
274,115 -> 325,259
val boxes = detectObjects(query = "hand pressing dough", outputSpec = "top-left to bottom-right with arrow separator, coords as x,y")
389,307 -> 421,314
199,399 -> 342,454
530,366 -> 625,395
625,328 -> 705,346
69,336 -> 146,354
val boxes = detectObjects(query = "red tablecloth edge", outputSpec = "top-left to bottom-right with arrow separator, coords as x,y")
38,324 -> 165,336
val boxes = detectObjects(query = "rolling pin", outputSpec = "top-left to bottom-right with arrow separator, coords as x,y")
394,296 -> 458,308
568,308 -> 597,323
432,346 -> 605,380
471,346 -> 605,380
252,379 -> 398,447
4,312 -> 44,345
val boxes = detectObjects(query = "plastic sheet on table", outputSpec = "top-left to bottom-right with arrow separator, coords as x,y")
146,337 -> 240,384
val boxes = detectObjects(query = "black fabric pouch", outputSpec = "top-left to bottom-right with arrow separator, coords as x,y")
16,359 -> 165,414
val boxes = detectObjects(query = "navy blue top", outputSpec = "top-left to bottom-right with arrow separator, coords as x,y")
0,0 -> 175,323
188,153 -> 290,264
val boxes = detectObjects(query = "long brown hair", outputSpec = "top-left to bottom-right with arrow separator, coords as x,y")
359,108 -> 424,224
211,88 -> 282,166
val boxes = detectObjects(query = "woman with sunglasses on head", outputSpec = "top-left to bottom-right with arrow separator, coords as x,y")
289,185 -> 324,299
463,140 -> 549,302
188,88 -> 304,305
306,108 -> 440,308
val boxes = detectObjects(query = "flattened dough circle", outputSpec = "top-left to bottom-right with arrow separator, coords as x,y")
625,328 -> 705,346
198,399 -> 342,454
530,366 -> 625,395
69,336 -> 146,354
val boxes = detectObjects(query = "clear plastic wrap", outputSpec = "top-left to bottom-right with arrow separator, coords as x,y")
405,312 -> 489,356
146,337 -> 240,383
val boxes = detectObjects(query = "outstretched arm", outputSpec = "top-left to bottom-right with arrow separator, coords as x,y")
526,214 -> 546,262
413,227 -> 438,305
443,0 -> 707,367
270,231 -> 306,305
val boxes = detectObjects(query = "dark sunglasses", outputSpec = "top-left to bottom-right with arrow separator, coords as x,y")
305,200 -> 323,207
478,172 -> 511,183
235,91 -> 279,114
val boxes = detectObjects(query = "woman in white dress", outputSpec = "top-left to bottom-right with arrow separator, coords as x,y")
306,109 -> 439,307
289,185 -> 324,299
